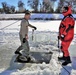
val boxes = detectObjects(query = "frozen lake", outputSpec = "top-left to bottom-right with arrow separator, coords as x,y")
0,20 -> 76,32
0,20 -> 76,75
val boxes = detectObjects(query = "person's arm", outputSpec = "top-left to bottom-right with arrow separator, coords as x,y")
28,24 -> 37,30
60,18 -> 74,40
63,18 -> 74,36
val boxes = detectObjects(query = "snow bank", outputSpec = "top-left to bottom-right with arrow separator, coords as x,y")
0,13 -> 76,20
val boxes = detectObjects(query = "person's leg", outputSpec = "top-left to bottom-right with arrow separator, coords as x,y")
22,40 -> 30,57
18,39 -> 30,62
58,41 -> 66,60
61,41 -> 71,57
15,34 -> 23,54
61,41 -> 72,66
58,40 -> 71,60
16,35 -> 30,62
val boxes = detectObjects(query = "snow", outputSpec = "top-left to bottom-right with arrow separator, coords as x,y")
0,13 -> 76,20
0,20 -> 76,75
0,14 -> 24,19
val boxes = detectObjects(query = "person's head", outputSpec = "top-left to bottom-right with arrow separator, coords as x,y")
24,10 -> 31,20
61,6 -> 69,13
61,5 -> 72,16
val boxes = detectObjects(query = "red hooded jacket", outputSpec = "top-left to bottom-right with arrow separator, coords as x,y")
59,6 -> 75,41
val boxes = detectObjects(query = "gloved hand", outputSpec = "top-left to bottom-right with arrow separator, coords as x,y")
23,38 -> 26,43
61,34 -> 65,40
33,27 -> 37,30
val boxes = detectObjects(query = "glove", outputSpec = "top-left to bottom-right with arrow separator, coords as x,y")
33,27 -> 37,30
61,34 -> 65,40
23,38 -> 26,43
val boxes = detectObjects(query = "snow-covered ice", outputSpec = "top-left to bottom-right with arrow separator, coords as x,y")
0,20 -> 76,75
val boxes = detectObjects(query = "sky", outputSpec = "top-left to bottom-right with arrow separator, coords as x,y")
0,0 -> 29,10
0,0 -> 59,11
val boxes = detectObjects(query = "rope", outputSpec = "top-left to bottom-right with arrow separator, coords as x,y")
0,20 -> 20,30
58,61 -> 70,75
62,65 -> 70,75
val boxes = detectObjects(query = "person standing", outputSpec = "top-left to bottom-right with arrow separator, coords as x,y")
15,10 -> 37,62
58,6 -> 75,66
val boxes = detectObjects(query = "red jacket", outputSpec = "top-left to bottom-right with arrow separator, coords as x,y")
59,6 -> 75,41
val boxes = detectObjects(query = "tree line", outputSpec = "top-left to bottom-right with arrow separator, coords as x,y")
0,0 -> 25,14
0,0 -> 76,14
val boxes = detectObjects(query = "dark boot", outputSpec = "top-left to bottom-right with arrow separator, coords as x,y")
58,56 -> 65,61
15,51 -> 22,55
15,46 -> 23,55
62,56 -> 71,66
17,55 -> 31,63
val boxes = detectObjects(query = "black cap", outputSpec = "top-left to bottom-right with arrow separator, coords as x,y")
64,6 -> 68,11
25,10 -> 31,15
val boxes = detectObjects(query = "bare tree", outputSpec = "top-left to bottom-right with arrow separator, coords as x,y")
2,2 -> 16,14
70,0 -> 76,13
2,2 -> 11,13
10,6 -> 15,13
42,0 -> 54,13
63,0 -> 76,13
18,0 -> 25,12
56,0 -> 76,13
0,8 -> 3,13
43,1 -> 50,12
2,2 -> 7,13
28,0 -> 39,12
55,0 -> 65,13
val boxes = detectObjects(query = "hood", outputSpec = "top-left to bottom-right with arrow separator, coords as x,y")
62,6 -> 72,16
